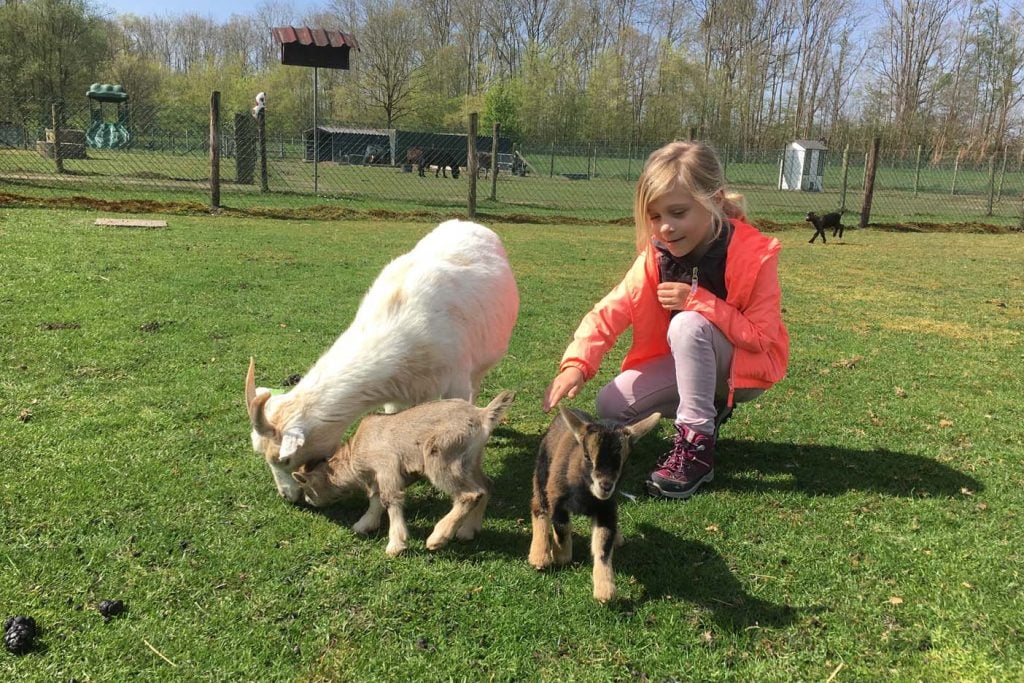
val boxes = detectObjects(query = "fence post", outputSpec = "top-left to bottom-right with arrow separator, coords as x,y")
489,122 -> 499,201
549,142 -> 555,178
859,136 -> 881,229
467,112 -> 478,218
51,103 -> 64,174
1019,188 -> 1024,231
986,153 -> 996,216
913,144 -> 923,197
210,90 -> 221,209
996,145 -> 1008,201
839,144 -> 850,212
257,107 -> 268,192
626,138 -> 632,181
951,153 -> 960,195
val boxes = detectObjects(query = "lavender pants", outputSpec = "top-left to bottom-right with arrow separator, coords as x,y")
596,310 -> 763,436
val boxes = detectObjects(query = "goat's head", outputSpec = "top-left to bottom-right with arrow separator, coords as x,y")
558,406 -> 661,500
290,461 -> 340,508
246,357 -> 323,502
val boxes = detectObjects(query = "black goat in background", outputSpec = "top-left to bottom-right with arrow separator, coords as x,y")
806,211 -> 844,244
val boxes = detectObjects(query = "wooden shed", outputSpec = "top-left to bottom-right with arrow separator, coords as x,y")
778,139 -> 827,191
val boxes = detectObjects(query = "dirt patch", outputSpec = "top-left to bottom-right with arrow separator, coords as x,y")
39,321 -> 81,330
868,221 -> 1016,234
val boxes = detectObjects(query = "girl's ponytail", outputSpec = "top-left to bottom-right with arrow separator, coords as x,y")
722,191 -> 747,220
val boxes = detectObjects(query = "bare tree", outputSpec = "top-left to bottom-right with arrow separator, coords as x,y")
874,0 -> 958,149
357,0 -> 422,126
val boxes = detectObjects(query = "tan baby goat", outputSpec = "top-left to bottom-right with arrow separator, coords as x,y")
292,391 -> 515,556
529,406 -> 660,603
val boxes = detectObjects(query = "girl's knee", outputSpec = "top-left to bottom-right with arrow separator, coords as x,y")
668,310 -> 712,335
596,382 -> 633,422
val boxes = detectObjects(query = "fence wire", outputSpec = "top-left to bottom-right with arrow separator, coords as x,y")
1,98 -> 1022,228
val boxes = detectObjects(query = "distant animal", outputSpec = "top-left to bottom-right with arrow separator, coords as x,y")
477,151 -> 493,179
528,406 -> 661,602
363,144 -> 388,165
245,219 -> 520,503
292,391 -> 515,556
806,211 -> 844,243
407,146 -> 462,178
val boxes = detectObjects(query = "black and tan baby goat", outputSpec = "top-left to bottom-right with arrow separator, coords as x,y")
528,406 -> 660,602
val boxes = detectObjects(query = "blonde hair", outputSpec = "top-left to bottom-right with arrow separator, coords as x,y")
633,141 -> 746,254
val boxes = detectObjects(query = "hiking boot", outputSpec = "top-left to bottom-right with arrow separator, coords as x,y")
645,424 -> 715,499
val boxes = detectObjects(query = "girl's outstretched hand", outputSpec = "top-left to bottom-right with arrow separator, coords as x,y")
542,367 -> 585,412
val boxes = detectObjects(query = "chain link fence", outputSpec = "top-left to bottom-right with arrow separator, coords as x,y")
2,96 -> 1023,228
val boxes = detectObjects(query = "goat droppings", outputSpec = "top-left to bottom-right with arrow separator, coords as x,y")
98,599 -> 126,622
3,616 -> 37,655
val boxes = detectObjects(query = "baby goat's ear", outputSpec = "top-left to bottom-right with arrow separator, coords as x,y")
291,471 -> 309,485
623,412 -> 662,444
558,405 -> 592,445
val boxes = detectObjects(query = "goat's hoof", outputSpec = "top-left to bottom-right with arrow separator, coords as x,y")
455,527 -> 478,541
385,543 -> 407,557
352,522 -> 379,535
528,550 -> 553,570
425,534 -> 450,551
593,586 -> 616,603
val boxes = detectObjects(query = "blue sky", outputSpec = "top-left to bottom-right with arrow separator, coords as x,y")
93,0 -> 324,23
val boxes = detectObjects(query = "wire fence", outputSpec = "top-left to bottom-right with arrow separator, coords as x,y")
2,96 -> 1023,228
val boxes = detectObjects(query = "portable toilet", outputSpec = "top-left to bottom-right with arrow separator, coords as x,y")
778,139 -> 827,191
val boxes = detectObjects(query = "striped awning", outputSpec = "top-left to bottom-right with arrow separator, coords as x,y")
271,26 -> 359,51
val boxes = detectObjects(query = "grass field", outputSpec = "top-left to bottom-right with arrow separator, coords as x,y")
3,145 -> 1023,227
1,207 -> 1023,680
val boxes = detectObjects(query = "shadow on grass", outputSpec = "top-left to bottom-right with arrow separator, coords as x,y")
703,439 -> 984,498
617,522 -> 804,631
487,429 -> 982,517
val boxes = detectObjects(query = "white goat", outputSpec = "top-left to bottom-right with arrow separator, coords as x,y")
246,219 -> 520,502
292,391 -> 515,556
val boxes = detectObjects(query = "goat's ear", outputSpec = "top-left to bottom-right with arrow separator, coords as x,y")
558,405 -> 591,445
291,471 -> 308,486
248,390 -> 278,439
624,412 -> 661,443
279,427 -> 306,463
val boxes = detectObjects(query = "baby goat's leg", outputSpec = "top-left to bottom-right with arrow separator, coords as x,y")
381,491 -> 410,556
528,511 -> 553,570
591,509 -> 619,603
551,509 -> 573,566
426,490 -> 484,550
456,483 -> 490,540
352,493 -> 384,535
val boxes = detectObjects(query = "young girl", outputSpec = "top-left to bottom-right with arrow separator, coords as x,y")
542,141 -> 789,499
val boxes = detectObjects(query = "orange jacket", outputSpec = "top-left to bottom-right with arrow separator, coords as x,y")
559,219 -> 789,404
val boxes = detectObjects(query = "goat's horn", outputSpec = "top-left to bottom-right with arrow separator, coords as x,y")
245,357 -> 257,409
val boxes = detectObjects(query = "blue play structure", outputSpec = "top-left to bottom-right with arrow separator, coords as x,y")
86,83 -> 130,149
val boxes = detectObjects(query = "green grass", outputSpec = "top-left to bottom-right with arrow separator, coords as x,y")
1,208 -> 1022,680
4,146 -> 1024,226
